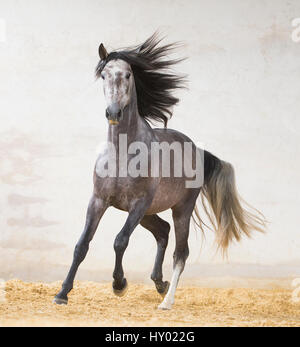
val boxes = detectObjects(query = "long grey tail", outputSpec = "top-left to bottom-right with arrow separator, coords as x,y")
193,151 -> 266,253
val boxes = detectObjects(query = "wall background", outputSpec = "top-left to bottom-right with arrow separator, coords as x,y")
0,0 -> 300,283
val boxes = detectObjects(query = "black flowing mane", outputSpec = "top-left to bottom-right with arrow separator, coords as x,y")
95,33 -> 186,127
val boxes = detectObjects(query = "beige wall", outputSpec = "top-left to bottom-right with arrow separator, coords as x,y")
0,0 -> 300,282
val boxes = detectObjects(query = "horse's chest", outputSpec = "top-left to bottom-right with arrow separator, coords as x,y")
94,175 -> 152,211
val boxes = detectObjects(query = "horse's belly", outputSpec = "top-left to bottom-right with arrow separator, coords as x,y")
145,178 -> 185,214
99,177 -> 185,214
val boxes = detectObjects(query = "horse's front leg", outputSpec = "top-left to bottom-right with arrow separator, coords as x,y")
140,214 -> 170,296
112,197 -> 152,296
54,195 -> 108,304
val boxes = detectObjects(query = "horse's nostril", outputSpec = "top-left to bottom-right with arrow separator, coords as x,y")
106,106 -> 122,120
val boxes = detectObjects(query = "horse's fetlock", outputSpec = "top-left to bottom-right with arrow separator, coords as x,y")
151,273 -> 162,283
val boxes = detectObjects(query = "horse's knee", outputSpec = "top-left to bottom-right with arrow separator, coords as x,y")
162,220 -> 171,234
157,222 -> 170,247
74,242 -> 89,263
157,235 -> 168,250
114,233 -> 129,254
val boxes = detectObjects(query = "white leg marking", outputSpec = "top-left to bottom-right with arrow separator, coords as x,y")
158,263 -> 183,310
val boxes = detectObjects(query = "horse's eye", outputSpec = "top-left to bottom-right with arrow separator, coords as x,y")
101,74 -> 105,80
125,72 -> 131,80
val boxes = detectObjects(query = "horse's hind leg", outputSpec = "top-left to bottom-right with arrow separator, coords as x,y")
54,195 -> 107,305
140,214 -> 170,296
158,203 -> 194,310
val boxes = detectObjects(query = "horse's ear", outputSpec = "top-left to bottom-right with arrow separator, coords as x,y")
99,43 -> 108,60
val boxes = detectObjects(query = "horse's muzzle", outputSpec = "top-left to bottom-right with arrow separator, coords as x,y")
106,105 -> 123,125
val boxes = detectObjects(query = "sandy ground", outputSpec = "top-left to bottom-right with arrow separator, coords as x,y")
0,279 -> 299,327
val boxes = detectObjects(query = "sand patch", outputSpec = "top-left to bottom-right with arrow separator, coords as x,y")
0,279 -> 299,327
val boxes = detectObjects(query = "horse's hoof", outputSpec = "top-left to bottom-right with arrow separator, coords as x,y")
158,301 -> 172,310
157,281 -> 170,298
53,296 -> 68,305
113,278 -> 128,297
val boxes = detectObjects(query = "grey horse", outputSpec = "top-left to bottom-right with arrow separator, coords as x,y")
54,34 -> 265,310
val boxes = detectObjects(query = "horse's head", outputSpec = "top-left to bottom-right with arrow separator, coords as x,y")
98,44 -> 134,126
96,34 -> 186,127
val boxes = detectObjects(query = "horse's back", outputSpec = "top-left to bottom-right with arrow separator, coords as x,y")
153,127 -> 196,145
